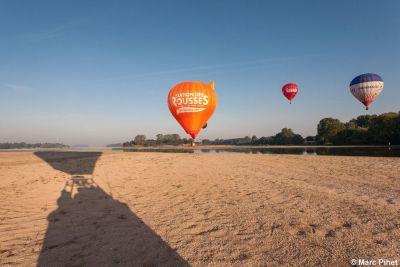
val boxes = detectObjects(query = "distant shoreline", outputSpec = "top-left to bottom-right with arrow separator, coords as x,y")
120,144 -> 398,149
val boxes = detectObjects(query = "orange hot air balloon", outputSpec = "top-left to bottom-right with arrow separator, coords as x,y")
168,81 -> 217,140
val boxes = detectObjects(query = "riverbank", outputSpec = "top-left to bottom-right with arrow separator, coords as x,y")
120,144 -> 398,149
1,152 -> 399,266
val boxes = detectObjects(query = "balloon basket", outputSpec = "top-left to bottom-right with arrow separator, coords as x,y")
190,140 -> 196,147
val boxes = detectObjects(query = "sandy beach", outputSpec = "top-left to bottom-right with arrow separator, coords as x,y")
0,152 -> 399,266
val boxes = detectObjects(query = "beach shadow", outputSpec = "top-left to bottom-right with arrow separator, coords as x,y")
34,152 -> 188,266
34,151 -> 103,175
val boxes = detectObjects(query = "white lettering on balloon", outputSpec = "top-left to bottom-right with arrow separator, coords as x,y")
285,88 -> 298,93
171,92 -> 209,114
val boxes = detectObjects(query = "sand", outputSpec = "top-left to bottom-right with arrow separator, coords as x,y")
0,151 -> 399,266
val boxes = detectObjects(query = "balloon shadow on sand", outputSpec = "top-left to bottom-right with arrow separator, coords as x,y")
34,151 -> 188,266
34,151 -> 103,175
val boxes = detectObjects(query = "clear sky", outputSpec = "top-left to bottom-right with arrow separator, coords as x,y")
0,0 -> 399,146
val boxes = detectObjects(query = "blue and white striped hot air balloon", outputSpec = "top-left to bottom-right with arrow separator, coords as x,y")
349,73 -> 384,110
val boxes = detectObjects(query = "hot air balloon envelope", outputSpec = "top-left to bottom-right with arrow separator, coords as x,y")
168,81 -> 217,139
282,83 -> 299,103
350,73 -> 383,110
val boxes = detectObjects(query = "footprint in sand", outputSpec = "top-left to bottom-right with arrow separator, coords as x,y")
232,252 -> 249,262
374,239 -> 389,246
325,229 -> 336,238
386,199 -> 395,204
269,223 -> 281,235
297,230 -> 307,236
342,222 -> 352,229
309,224 -> 318,234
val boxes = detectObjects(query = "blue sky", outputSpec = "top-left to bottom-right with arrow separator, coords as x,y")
0,0 -> 399,146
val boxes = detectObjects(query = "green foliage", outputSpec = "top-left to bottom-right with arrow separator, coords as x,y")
367,112 -> 400,145
124,134 -> 190,147
350,115 -> 377,128
332,128 -> 368,145
317,111 -> 400,145
156,134 -> 183,145
123,111 -> 400,147
106,143 -> 122,147
124,129 -> 305,147
0,142 -> 68,149
133,135 -> 146,145
305,136 -> 315,142
205,128 -> 304,146
271,128 -> 304,145
316,118 -> 345,144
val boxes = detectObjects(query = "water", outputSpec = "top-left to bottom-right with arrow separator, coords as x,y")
122,146 -> 400,157
1,146 -> 399,157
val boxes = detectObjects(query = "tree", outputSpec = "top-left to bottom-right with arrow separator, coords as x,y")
316,112 -> 399,145
305,136 -> 315,142
254,137 -> 270,145
332,128 -> 368,145
292,134 -> 305,145
133,135 -> 146,145
390,116 -> 400,144
0,142 -> 68,149
367,112 -> 400,145
316,118 -> 345,144
261,128 -> 304,145
350,115 -> 377,128
122,141 -> 131,147
202,139 -> 211,145
237,136 -> 251,145
156,134 -> 164,144
344,121 -> 357,130
161,134 -> 182,145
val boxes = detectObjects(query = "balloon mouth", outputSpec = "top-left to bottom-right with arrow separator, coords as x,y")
363,101 -> 372,110
188,131 -> 199,140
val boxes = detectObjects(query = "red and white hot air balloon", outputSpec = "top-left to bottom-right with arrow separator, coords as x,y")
282,83 -> 299,104
349,73 -> 384,110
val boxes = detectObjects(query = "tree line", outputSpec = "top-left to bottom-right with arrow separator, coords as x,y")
202,128 -> 305,145
124,128 -> 306,147
124,111 -> 399,147
0,142 -> 69,149
316,111 -> 400,145
123,134 -> 192,147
